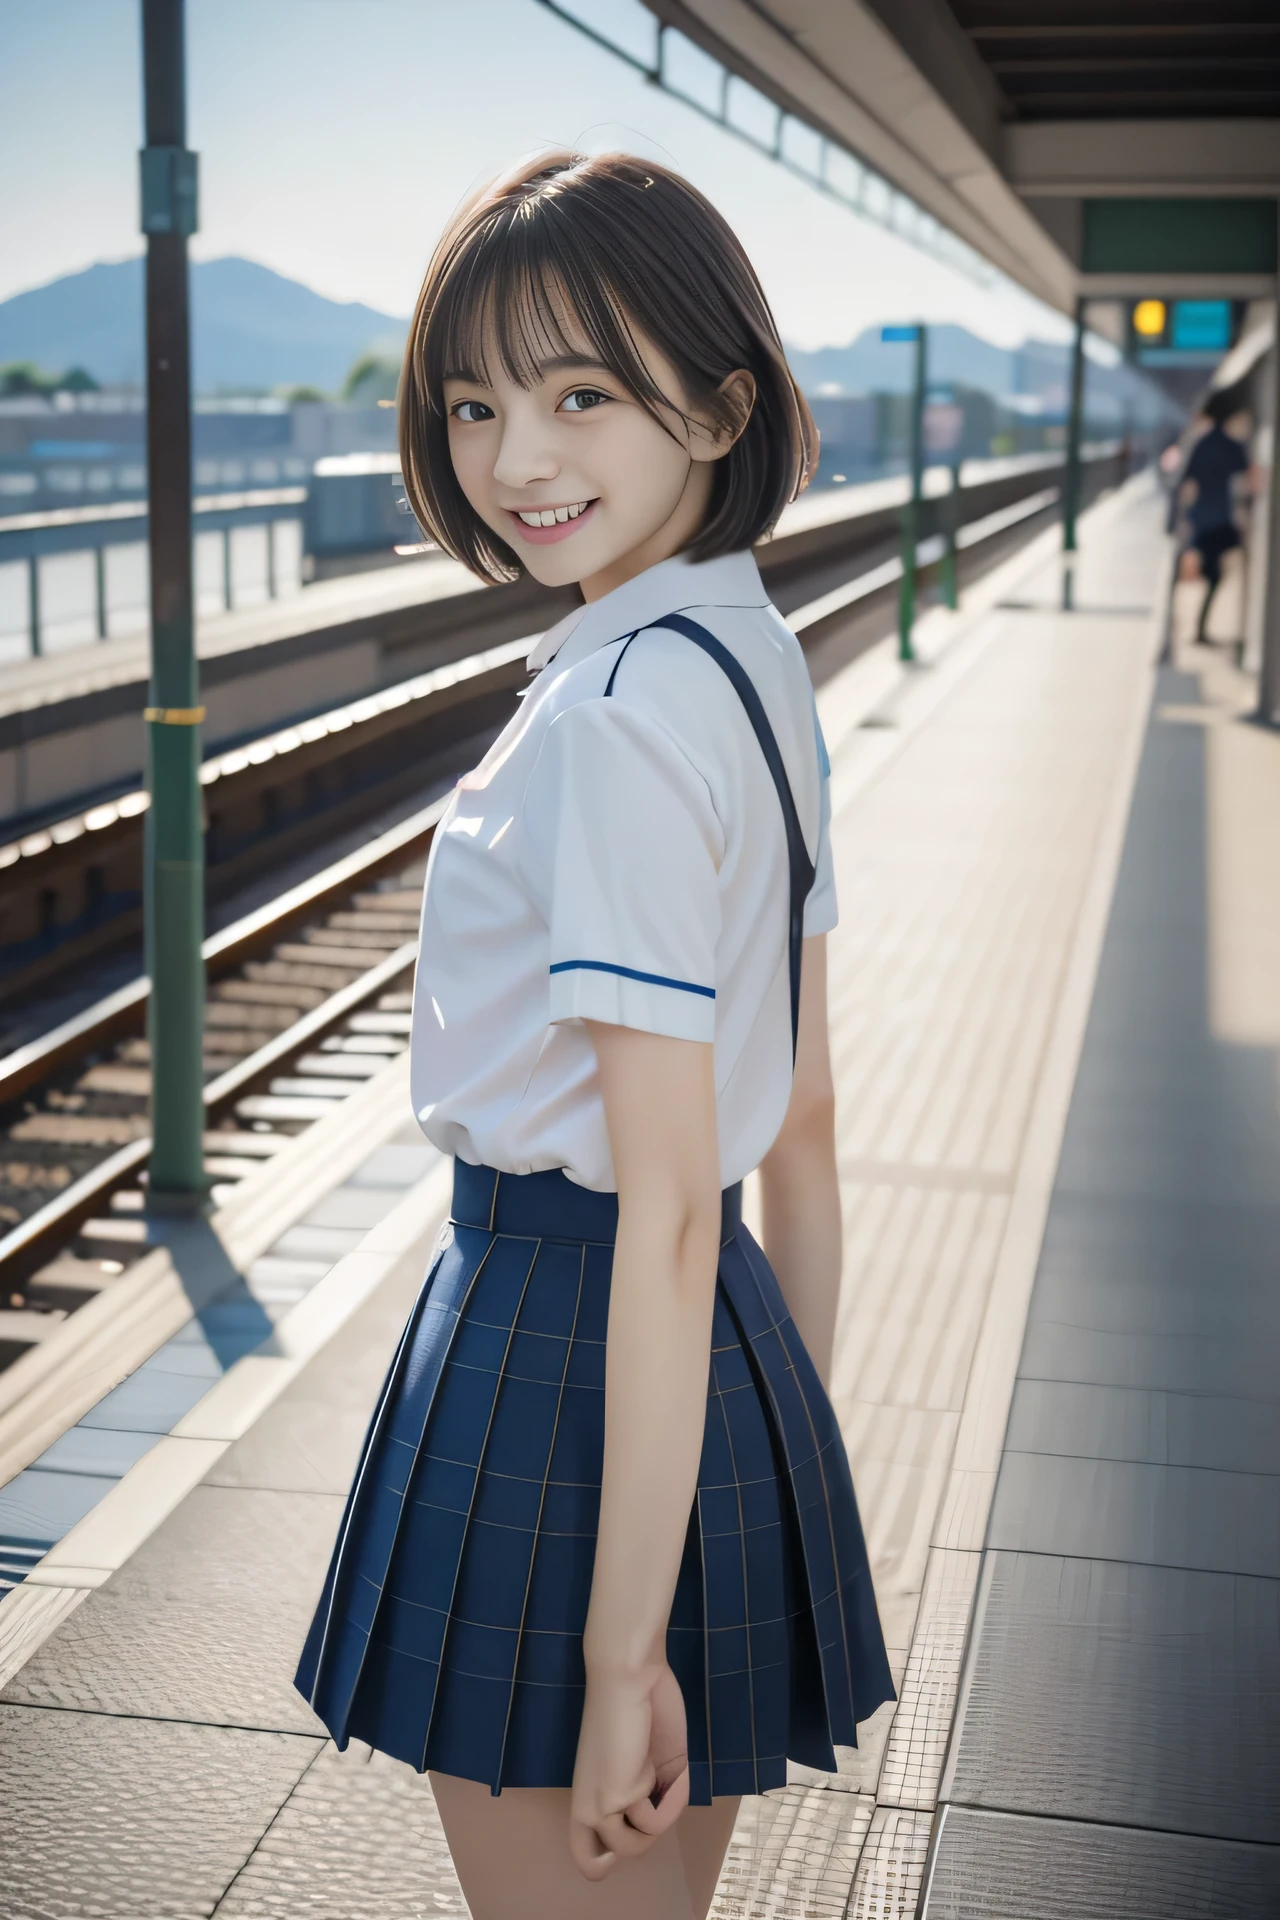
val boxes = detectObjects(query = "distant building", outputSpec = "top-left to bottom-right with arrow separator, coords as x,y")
807,394 -> 881,483
0,390 -> 401,519
0,395 -> 423,658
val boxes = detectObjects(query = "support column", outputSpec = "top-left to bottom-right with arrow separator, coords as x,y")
1256,293 -> 1280,727
27,554 -> 40,658
941,461 -> 961,611
94,546 -> 108,640
140,0 -> 205,1208
898,323 -> 926,664
1062,297 -> 1087,612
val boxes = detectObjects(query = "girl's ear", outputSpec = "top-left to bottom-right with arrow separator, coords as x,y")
688,369 -> 756,464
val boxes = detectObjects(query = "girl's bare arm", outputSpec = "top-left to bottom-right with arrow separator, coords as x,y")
758,936 -> 841,1388
570,1022 -> 721,1880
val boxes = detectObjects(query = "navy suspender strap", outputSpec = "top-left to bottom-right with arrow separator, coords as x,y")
603,611 -> 817,1063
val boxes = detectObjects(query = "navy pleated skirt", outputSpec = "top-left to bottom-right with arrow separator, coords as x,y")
295,1161 -> 894,1803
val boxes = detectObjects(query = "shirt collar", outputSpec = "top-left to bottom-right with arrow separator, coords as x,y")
525,548 -> 767,673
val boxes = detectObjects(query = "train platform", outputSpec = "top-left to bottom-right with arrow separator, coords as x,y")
0,547 -> 560,833
1,470 -> 1277,1917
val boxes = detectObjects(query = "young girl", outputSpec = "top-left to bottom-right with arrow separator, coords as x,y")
296,150 -> 893,1920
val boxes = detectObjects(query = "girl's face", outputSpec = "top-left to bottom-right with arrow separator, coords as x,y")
444,318 -> 746,602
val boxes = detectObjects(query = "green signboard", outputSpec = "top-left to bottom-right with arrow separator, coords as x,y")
1083,199 -> 1277,276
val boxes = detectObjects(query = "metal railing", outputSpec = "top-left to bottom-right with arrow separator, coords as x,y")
0,488 -> 307,657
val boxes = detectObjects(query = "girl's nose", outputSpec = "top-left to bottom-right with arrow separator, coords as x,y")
492,407 -> 559,490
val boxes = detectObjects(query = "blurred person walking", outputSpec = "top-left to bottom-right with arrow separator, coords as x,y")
1174,394 -> 1253,648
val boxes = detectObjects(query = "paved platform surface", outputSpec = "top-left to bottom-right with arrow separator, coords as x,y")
929,517 -> 1280,1913
4,474 -> 1276,1916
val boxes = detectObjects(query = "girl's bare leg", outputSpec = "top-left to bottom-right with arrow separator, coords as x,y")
430,1773 -> 696,1920
677,1797 -> 741,1919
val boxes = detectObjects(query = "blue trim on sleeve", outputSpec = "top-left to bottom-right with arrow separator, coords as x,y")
550,959 -> 716,1000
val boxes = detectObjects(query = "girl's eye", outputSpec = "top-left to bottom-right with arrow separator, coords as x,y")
450,399 -> 494,423
560,388 -> 610,413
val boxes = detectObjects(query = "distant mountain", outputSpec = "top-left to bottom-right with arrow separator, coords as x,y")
0,257 -> 408,394
786,324 -> 1055,401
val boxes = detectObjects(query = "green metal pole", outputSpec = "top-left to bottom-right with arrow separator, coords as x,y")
27,555 -> 40,658
941,460 -> 960,611
94,546 -> 108,640
898,324 -> 926,663
1062,296 -> 1086,612
141,0 -> 205,1210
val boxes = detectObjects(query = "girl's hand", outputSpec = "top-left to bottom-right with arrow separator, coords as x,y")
568,1662 -> 690,1881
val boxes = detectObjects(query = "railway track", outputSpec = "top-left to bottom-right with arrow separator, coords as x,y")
0,635 -> 529,1009
0,452 -> 1126,1380
0,801 -> 443,1372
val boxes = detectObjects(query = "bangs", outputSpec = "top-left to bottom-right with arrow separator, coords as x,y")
429,211 -> 693,431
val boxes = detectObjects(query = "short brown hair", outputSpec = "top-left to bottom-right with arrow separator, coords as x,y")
399,151 -> 816,583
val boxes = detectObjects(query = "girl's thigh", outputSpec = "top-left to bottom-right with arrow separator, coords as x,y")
429,1773 -> 739,1920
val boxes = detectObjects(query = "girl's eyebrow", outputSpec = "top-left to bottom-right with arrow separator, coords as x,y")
442,355 -> 611,385
538,354 -> 613,376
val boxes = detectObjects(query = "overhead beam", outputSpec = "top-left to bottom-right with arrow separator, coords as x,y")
988,57 -> 1280,73
1006,119 -> 1280,197
967,22 -> 1280,41
999,89 -> 1280,115
858,0 -> 1010,157
1079,272 -> 1277,299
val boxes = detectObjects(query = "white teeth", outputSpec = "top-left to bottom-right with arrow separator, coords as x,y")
515,502 -> 590,527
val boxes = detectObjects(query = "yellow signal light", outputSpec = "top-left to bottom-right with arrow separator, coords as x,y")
1133,299 -> 1167,338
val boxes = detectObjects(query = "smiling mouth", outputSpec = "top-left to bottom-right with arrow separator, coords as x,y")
505,499 -> 598,545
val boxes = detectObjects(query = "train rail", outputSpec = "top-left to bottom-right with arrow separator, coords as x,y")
0,638 -> 527,1007
0,801 -> 445,1370
0,449 -> 1125,1380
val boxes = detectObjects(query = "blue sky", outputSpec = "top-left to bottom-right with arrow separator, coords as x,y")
0,0 -> 1075,352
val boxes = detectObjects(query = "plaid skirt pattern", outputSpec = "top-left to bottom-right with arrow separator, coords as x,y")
294,1162 -> 894,1803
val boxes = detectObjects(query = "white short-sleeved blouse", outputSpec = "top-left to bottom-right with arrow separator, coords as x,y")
409,546 -> 836,1191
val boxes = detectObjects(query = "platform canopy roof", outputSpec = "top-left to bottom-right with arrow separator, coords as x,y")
646,2 -> 1280,313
